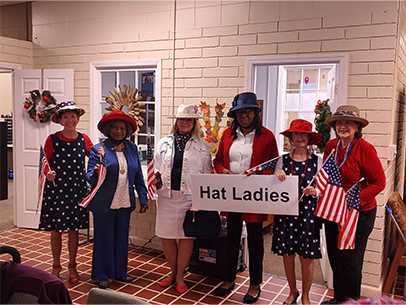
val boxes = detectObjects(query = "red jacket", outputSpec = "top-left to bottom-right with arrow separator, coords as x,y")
214,127 -> 279,222
323,137 -> 386,212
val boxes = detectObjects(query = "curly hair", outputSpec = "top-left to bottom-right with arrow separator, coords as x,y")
100,120 -> 134,138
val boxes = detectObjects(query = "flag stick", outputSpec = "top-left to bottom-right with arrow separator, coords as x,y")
41,145 -> 56,187
241,155 -> 280,175
385,205 -> 406,245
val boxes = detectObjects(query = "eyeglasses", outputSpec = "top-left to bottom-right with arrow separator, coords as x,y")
235,109 -> 254,117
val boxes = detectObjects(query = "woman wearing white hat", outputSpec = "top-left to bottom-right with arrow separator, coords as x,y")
321,105 -> 385,304
154,104 -> 213,294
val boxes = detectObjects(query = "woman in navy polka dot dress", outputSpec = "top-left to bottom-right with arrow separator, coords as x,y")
39,101 -> 93,284
271,119 -> 322,305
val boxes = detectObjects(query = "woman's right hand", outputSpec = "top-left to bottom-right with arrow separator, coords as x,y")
46,170 -> 56,182
275,170 -> 286,181
93,164 -> 100,176
221,169 -> 234,174
155,172 -> 163,189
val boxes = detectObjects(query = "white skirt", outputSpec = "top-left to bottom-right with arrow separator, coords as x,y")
155,190 -> 194,239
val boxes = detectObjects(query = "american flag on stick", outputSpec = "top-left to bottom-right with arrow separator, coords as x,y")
37,145 -> 51,213
79,143 -> 106,208
147,135 -> 156,202
243,156 -> 279,175
337,180 -> 361,250
314,152 -> 347,225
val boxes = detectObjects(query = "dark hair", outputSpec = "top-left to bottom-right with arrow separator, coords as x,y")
288,132 -> 312,144
332,122 -> 363,139
230,112 -> 262,139
100,120 -> 134,138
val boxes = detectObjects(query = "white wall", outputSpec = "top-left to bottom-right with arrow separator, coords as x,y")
0,73 -> 12,116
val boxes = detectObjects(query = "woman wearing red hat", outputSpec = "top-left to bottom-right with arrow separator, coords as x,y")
272,119 -> 323,305
85,110 -> 148,289
213,92 -> 279,304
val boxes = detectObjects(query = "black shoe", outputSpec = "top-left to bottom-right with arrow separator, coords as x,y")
321,299 -> 340,304
283,290 -> 300,305
214,282 -> 235,297
115,275 -> 133,283
98,279 -> 109,289
243,287 -> 261,304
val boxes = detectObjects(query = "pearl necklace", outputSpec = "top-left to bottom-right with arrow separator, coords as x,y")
290,149 -> 309,186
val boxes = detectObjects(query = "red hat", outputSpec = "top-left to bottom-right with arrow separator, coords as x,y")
97,110 -> 138,135
280,119 -> 322,145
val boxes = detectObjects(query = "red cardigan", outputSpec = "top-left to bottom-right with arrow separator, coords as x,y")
323,137 -> 386,212
214,127 -> 279,222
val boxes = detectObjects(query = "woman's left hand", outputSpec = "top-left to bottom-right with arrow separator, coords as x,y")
139,205 -> 148,213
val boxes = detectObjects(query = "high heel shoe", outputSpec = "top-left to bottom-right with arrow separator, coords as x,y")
160,278 -> 175,287
51,264 -> 62,278
176,284 -> 188,294
214,282 -> 235,297
68,263 -> 79,284
243,286 -> 261,304
283,290 -> 300,305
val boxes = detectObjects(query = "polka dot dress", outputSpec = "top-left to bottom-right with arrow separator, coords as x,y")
271,153 -> 321,259
39,133 -> 89,232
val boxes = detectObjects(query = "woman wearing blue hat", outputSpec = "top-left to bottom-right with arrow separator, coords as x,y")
213,92 -> 279,303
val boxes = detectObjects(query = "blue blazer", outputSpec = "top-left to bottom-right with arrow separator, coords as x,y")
85,138 -> 148,215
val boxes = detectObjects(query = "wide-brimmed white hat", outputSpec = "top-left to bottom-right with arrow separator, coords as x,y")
168,104 -> 202,119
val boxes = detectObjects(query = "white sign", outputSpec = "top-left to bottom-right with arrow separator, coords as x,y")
191,174 -> 299,215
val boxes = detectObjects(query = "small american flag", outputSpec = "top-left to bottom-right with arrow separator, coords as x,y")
79,144 -> 106,208
244,156 -> 279,175
37,145 -> 50,209
147,135 -> 156,202
314,152 -> 347,225
337,181 -> 361,250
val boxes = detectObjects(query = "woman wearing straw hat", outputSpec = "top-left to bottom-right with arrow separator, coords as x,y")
85,110 -> 148,289
213,92 -> 279,304
154,104 -> 213,294
321,105 -> 385,304
39,101 -> 93,284
272,119 -> 323,305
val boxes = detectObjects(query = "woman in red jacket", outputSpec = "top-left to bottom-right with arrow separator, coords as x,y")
321,105 -> 386,304
213,92 -> 279,304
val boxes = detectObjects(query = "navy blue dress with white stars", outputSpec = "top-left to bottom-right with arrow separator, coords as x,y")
271,153 -> 321,259
39,133 -> 89,232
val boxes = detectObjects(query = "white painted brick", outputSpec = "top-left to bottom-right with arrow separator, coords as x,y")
323,13 -> 372,28
175,48 -> 202,59
348,75 -> 393,86
18,56 -> 33,66
219,56 -> 245,67
85,53 -> 114,62
348,63 -> 369,75
279,2 -> 314,22
175,39 -> 185,49
184,58 -> 218,68
126,40 -> 172,52
239,44 -> 277,56
176,8 -> 195,30
372,10 -> 398,25
369,62 -> 395,74
72,46 -> 98,55
195,5 -> 221,29
351,99 -> 392,111
220,34 -> 257,47
203,67 -> 238,78
364,250 -> 381,263
221,2 -> 249,27
203,26 -> 238,37
239,23 -> 278,35
184,78 -> 217,88
280,18 -> 322,32
258,31 -> 298,44
219,77 -> 245,88
203,88 -> 238,98
367,87 -> 393,99
175,29 -> 202,40
173,59 -> 183,69
362,261 -> 380,276
203,46 -> 238,58
299,28 -> 345,42
347,87 -> 367,98
3,45 -> 32,57
346,24 -> 397,39
366,239 -> 381,252
368,229 -> 382,241
175,68 -> 202,78
249,2 -> 279,24
139,50 -> 170,60
33,48 -> 49,57
139,30 -> 171,42
35,56 -> 61,65
364,134 -> 390,147
371,36 -> 396,50
174,88 -> 203,97
278,41 -> 321,54
98,44 -> 125,54
323,38 -> 370,52
0,36 -> 19,46
186,37 -> 219,48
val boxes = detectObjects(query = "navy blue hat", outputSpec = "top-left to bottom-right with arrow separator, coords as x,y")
227,92 -> 262,117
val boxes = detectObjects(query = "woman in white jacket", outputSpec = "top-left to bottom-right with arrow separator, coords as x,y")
154,104 -> 213,294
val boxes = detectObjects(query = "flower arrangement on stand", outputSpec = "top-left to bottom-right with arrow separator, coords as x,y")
23,90 -> 57,123
314,99 -> 332,152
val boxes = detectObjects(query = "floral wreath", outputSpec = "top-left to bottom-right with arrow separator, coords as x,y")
23,90 -> 57,123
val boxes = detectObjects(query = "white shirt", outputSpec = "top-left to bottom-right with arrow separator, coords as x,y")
229,128 -> 255,174
110,151 -> 131,209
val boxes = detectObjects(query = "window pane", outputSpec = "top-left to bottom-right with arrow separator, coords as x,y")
101,72 -> 116,97
286,69 -> 301,90
302,69 -> 318,90
146,103 -> 155,135
119,71 -> 135,88
301,91 -> 316,111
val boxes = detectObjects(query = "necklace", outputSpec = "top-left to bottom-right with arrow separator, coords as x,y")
290,149 -> 309,186
335,138 -> 355,170
116,151 -> 126,175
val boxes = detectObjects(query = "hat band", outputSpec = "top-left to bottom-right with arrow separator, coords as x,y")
333,110 -> 360,118
233,98 -> 256,107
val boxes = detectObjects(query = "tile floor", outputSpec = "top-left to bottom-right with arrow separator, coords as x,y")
0,227 -> 336,304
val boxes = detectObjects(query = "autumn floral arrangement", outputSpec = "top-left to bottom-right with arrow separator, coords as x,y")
314,99 -> 332,152
23,90 -> 57,123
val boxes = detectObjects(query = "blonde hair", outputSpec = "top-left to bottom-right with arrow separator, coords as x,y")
171,118 -> 201,138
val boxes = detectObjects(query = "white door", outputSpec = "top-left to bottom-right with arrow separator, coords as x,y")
13,69 -> 73,229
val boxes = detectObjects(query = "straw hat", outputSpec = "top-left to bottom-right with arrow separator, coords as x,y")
324,105 -> 369,128
97,110 -> 138,135
51,101 -> 85,123
280,119 -> 322,145
168,104 -> 202,119
227,92 -> 262,118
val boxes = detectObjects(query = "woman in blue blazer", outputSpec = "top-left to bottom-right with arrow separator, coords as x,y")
86,110 -> 148,289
